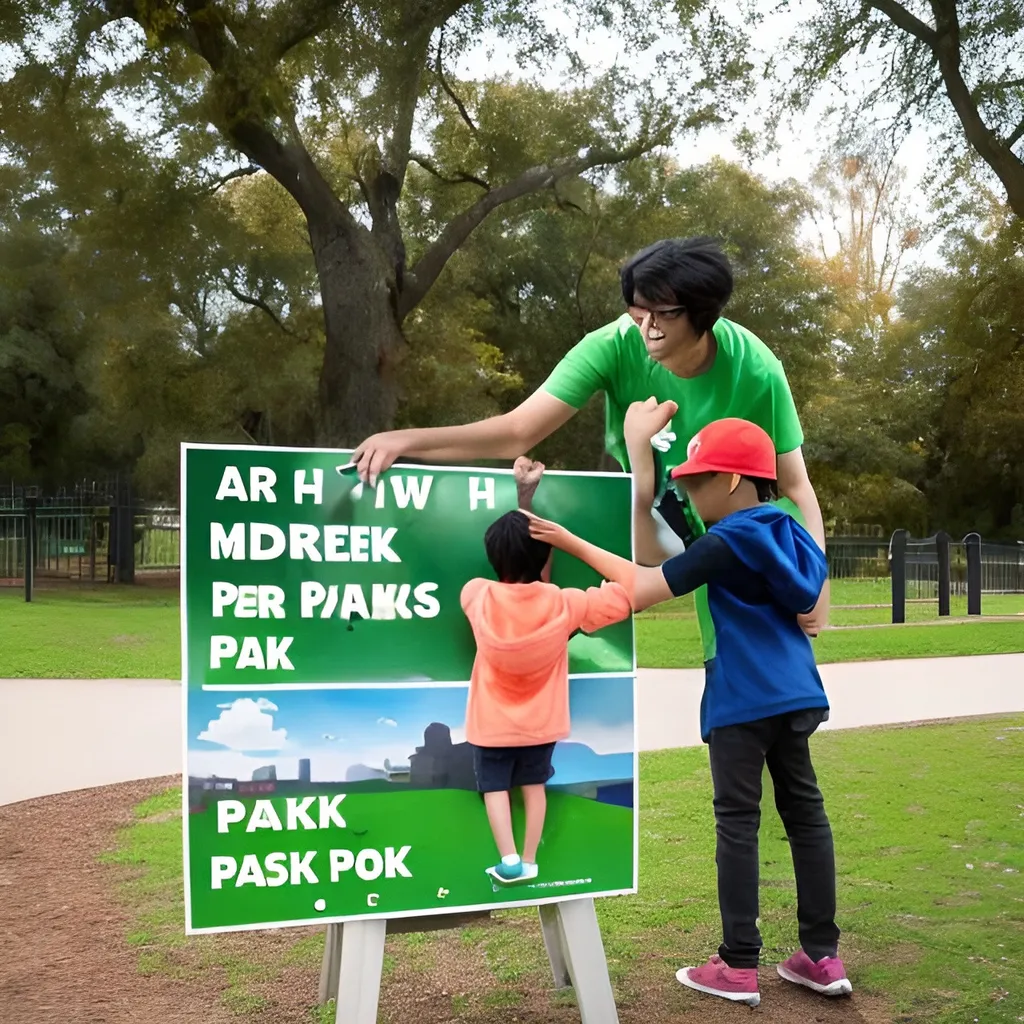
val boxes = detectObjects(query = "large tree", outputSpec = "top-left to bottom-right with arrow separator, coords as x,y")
784,0 -> 1024,218
2,0 -> 739,443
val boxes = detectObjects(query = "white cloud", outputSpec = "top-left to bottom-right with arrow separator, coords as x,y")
377,717 -> 398,728
197,698 -> 288,752
566,721 -> 634,756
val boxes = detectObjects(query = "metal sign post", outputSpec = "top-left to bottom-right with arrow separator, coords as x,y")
319,899 -> 619,1024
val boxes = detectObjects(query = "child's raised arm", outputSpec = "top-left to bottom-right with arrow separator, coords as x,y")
525,514 -> 673,612
514,457 -> 552,582
528,514 -> 739,613
623,398 -> 678,567
514,456 -> 544,512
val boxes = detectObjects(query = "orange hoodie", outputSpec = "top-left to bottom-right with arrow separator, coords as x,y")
461,578 -> 632,747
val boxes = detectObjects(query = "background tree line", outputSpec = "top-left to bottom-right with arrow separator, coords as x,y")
1,0 -> 1022,538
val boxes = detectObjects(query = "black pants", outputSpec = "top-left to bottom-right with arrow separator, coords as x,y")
707,711 -> 840,969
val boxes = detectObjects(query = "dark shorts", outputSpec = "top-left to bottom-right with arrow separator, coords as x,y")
472,743 -> 556,793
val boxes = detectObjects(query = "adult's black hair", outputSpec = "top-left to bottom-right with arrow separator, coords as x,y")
484,510 -> 552,583
744,476 -> 778,503
620,236 -> 734,336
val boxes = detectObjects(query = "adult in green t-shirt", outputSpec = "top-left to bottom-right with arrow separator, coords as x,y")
354,236 -> 829,633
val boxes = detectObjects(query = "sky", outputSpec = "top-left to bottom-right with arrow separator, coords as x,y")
187,676 -> 635,783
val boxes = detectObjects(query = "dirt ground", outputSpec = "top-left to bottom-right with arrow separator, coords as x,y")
0,780 -> 893,1024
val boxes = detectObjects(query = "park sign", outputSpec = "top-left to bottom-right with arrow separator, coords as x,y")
181,444 -> 638,934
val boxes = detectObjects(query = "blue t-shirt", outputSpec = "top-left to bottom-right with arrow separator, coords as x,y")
661,504 -> 829,741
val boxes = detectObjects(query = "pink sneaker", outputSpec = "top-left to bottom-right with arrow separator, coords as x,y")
776,950 -> 853,996
676,955 -> 760,1007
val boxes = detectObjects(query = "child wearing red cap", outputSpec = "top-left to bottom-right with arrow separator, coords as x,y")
527,400 -> 849,1008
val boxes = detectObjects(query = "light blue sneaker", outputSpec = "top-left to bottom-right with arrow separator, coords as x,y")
486,857 -> 539,885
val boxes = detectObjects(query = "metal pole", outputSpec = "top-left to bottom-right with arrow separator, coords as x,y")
964,533 -> 982,615
936,531 -> 951,617
25,497 -> 37,603
890,529 -> 908,624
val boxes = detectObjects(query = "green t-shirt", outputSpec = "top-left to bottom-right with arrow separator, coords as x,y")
542,313 -> 804,473
542,313 -> 806,662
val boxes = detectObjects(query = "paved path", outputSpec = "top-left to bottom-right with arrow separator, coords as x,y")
637,652 -> 1024,751
3,653 -> 1023,806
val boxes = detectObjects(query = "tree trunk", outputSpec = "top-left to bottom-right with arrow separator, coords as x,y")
309,212 -> 405,447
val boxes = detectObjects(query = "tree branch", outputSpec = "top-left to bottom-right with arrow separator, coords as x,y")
377,34 -> 433,187
222,277 -> 292,334
260,0 -> 353,62
976,76 -> 1024,96
410,154 -> 490,190
1008,118 -> 1024,150
207,164 -> 263,192
574,213 -> 604,335
398,137 -> 665,319
867,0 -> 937,45
435,29 -> 479,136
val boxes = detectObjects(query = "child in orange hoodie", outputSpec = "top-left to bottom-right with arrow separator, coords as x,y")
461,458 -> 633,884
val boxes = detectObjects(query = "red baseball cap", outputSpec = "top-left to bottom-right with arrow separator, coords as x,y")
670,418 -> 777,481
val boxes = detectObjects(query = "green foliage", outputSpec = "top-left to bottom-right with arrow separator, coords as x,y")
780,0 -> 1024,217
898,208 -> 1024,535
0,228 -> 93,479
798,142 -> 938,534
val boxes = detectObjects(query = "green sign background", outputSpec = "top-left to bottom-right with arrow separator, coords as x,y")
182,445 -> 638,933
183,446 -> 634,686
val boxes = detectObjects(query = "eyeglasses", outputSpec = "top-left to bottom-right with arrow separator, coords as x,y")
628,305 -> 687,326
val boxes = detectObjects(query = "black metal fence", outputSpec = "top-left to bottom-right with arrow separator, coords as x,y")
886,530 -> 1024,622
0,479 -> 179,595
826,535 -> 889,580
976,539 -> 1024,594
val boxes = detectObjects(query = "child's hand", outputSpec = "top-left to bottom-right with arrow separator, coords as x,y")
524,511 -> 574,550
513,457 -> 545,490
514,457 -> 545,512
624,397 -> 678,447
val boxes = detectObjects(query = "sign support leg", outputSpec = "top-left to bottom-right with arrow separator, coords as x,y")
318,923 -> 343,1004
318,904 -> 617,1023
556,898 -> 620,1024
333,919 -> 388,1024
538,903 -> 572,989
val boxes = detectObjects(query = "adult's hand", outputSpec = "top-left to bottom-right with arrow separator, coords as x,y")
798,579 -> 830,637
352,432 -> 409,488
777,447 -> 830,638
351,391 -> 578,487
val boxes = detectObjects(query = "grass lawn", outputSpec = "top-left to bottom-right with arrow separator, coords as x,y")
101,716 -> 1024,1022
637,613 -> 1024,669
0,585 -> 180,678
1,582 -> 1021,677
